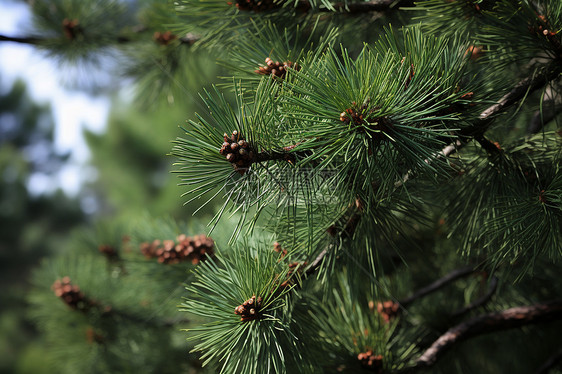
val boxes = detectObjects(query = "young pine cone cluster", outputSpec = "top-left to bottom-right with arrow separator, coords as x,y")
98,244 -> 118,260
140,234 -> 214,265
62,18 -> 81,40
228,0 -> 276,12
273,241 -> 288,258
528,14 -> 559,40
219,131 -> 256,175
255,57 -> 298,80
357,350 -> 383,372
52,277 -> 93,312
153,31 -> 177,45
234,295 -> 263,321
340,107 -> 366,126
376,300 -> 400,323
339,102 -> 392,140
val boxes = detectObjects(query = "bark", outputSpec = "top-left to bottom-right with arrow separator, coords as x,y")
415,300 -> 562,368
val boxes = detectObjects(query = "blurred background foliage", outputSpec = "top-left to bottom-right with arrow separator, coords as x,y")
0,77 -> 85,373
0,45 -> 222,371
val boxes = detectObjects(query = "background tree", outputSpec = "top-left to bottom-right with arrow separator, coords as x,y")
1,0 -> 561,373
0,77 -> 85,373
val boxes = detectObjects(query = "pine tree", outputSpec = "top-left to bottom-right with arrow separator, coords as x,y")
3,0 -> 562,373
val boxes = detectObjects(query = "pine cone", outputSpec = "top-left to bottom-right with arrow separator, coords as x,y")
219,131 -> 256,175
62,18 -> 81,40
357,350 -> 383,372
339,102 -> 391,140
376,300 -> 400,323
234,295 -> 263,321
176,234 -> 215,264
52,277 -> 93,312
141,235 -> 214,265
465,45 -> 484,60
140,239 -> 162,259
153,31 -> 177,45
254,57 -> 299,79
230,0 -> 277,12
273,241 -> 288,258
98,244 -> 118,259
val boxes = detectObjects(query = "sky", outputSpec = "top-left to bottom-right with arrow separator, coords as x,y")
0,1 -> 111,197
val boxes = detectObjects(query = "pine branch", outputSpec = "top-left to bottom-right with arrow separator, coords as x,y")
428,61 -> 562,160
0,34 -> 43,45
412,300 -> 562,369
474,134 -> 501,154
0,31 -> 199,46
451,275 -> 498,318
300,195 -> 364,277
395,139 -> 462,187
232,0 -> 411,13
329,0 -> 413,12
399,267 -> 475,307
464,62 -> 562,137
304,247 -> 330,277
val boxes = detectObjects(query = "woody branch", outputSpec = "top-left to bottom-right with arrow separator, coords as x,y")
412,300 -> 562,369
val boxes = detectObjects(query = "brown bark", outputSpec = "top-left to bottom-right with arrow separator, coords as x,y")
415,300 -> 562,368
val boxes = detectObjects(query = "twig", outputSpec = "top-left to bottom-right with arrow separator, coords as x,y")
331,0 -> 413,13
305,247 -> 330,277
474,134 -> 500,154
414,300 -> 562,368
293,0 -> 411,13
0,31 -> 200,46
534,347 -> 562,374
399,267 -> 474,307
395,139 -> 463,188
425,62 -> 562,163
0,34 -> 43,45
464,62 -> 562,137
452,275 -> 498,318
303,196 -> 364,277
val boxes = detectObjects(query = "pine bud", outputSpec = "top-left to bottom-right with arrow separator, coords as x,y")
357,350 -> 383,372
220,131 -> 256,175
234,295 -> 262,321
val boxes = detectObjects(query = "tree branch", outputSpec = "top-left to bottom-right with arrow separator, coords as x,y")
0,34 -> 43,45
0,31 -> 199,46
474,134 -> 501,154
428,62 -> 562,161
452,275 -> 498,318
464,62 -> 562,137
414,300 -> 562,368
399,267 -> 475,307
304,247 -> 330,277
330,0 -> 413,13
